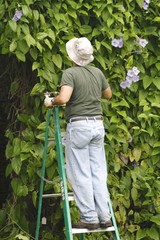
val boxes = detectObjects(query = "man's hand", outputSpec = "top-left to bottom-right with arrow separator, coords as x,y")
44,95 -> 54,108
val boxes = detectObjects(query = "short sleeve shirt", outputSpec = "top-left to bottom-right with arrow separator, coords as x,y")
60,65 -> 109,120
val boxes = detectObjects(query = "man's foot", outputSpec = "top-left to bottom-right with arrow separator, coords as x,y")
100,220 -> 112,228
72,221 -> 100,230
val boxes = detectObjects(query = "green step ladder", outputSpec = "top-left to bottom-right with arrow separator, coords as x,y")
35,107 -> 120,240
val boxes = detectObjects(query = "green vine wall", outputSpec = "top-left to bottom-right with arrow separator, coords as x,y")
0,0 -> 160,239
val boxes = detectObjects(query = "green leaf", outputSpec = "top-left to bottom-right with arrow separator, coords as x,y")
25,0 -> 34,5
15,234 -> 29,240
11,178 -> 28,197
143,76 -> 153,89
8,20 -> 17,32
0,209 -> 7,226
32,61 -> 40,71
9,41 -> 17,52
79,25 -> 92,34
22,5 -> 32,17
117,110 -> 127,118
147,227 -> 159,240
44,39 -> 52,50
153,77 -> 160,90
153,17 -> 160,22
21,24 -> 30,35
24,34 -> 36,47
32,191 -> 37,208
12,138 -> 21,157
30,48 -> 38,60
96,55 -> 106,69
136,229 -> 147,240
131,187 -> 138,201
36,32 -> 48,40
30,83 -> 46,95
18,39 -> 29,54
132,148 -> 142,162
150,215 -> 160,225
11,157 -> 22,174
16,50 -> 26,62
52,54 -> 62,69
135,0 -> 144,8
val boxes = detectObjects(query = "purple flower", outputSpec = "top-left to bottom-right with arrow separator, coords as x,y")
142,0 -> 150,10
138,39 -> 148,48
120,81 -> 131,89
132,67 -> 140,76
120,66 -> 140,89
126,76 -> 133,83
111,38 -> 124,48
12,10 -> 22,22
132,75 -> 139,82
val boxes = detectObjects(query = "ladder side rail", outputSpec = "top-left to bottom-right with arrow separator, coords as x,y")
53,107 -> 73,240
107,191 -> 121,240
35,109 -> 51,240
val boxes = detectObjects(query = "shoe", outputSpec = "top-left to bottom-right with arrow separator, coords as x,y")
100,220 -> 112,228
72,221 -> 100,230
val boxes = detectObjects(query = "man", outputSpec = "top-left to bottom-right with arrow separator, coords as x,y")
44,37 -> 112,230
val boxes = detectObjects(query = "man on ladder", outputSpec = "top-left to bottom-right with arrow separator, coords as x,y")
44,37 -> 112,230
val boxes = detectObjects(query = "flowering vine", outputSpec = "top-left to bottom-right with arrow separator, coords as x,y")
12,9 -> 22,22
143,0 -> 150,10
120,67 -> 140,89
111,38 -> 124,48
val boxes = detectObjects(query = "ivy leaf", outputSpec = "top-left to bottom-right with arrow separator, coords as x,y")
15,234 -> 29,240
11,157 -> 22,175
32,191 -> 37,208
30,83 -> 46,95
11,178 -> 28,197
135,0 -> 144,8
36,32 -> 48,40
52,54 -> 62,69
153,77 -> 160,90
24,34 -> 36,47
32,61 -> 40,71
16,50 -> 26,62
131,187 -> 138,201
142,76 -> 153,89
132,147 -> 142,162
9,41 -> 17,52
136,229 -> 147,239
150,215 -> 160,225
79,25 -> 92,34
147,227 -> 159,240
8,20 -> 17,32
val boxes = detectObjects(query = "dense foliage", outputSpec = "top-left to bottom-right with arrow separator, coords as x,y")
0,0 -> 160,239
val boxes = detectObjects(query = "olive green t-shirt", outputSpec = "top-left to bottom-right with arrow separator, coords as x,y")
60,65 -> 109,121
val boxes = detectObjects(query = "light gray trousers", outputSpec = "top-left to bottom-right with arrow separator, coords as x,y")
65,119 -> 111,223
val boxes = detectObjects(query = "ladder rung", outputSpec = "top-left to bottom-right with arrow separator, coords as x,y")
42,192 -> 74,198
72,226 -> 115,234
42,193 -> 61,198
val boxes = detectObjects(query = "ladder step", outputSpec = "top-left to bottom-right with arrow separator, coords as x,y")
42,193 -> 74,198
72,226 -> 115,234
